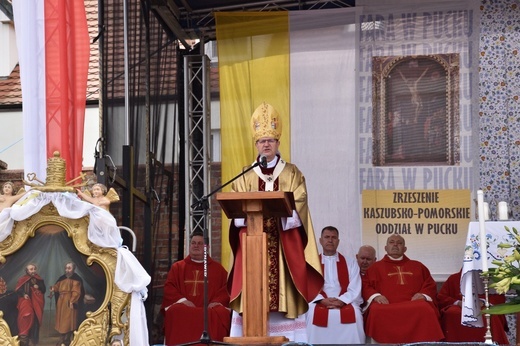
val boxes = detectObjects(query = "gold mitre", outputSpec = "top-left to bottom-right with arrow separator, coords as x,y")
250,102 -> 282,142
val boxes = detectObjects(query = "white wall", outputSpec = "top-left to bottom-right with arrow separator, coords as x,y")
0,105 -> 99,171
0,12 -> 18,78
0,110 -> 24,169
82,105 -> 101,169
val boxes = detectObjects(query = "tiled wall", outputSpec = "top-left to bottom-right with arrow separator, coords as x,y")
479,0 -> 520,220
480,1 -> 520,342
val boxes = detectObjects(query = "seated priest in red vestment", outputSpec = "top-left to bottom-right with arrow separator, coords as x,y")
356,245 -> 376,277
306,226 -> 365,344
161,230 -> 231,345
362,234 -> 444,343
438,269 -> 509,344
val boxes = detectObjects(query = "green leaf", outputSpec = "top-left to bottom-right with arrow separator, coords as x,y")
483,302 -> 520,315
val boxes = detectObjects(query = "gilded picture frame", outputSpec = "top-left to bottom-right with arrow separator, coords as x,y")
372,54 -> 460,166
0,203 -> 130,346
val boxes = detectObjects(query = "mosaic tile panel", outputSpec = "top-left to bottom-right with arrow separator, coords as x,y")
479,0 -> 520,222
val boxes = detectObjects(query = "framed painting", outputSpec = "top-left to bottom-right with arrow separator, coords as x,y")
0,203 -> 130,346
372,54 -> 460,166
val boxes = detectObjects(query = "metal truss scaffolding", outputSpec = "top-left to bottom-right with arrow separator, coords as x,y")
184,54 -> 211,239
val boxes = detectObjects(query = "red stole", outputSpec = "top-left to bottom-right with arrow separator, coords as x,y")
312,253 -> 355,327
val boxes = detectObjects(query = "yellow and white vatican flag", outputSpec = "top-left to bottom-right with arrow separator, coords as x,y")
216,8 -> 359,267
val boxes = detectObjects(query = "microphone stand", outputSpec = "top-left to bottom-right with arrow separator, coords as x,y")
178,160 -> 263,346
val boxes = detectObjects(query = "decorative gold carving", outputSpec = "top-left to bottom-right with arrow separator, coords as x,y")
23,151 -> 87,192
0,204 -> 130,345
0,311 -> 18,345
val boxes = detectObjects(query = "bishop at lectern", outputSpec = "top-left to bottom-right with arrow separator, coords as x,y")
227,103 -> 323,341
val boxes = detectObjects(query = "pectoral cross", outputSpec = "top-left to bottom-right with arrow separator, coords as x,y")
185,270 -> 203,296
388,266 -> 413,285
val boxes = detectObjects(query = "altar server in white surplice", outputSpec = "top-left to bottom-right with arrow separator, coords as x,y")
306,226 -> 365,344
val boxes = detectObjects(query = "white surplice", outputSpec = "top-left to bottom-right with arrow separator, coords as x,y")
306,253 -> 365,344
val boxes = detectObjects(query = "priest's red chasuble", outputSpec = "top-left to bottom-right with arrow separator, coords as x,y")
161,256 -> 230,344
362,254 -> 444,343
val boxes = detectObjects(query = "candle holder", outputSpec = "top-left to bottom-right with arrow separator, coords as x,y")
480,271 -> 495,344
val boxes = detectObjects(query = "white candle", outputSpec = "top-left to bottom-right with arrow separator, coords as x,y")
483,202 -> 490,221
498,201 -> 509,220
477,190 -> 488,272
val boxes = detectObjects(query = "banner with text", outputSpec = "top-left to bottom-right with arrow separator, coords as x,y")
362,189 -> 471,279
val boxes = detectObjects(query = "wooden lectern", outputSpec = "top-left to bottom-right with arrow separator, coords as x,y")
217,191 -> 295,345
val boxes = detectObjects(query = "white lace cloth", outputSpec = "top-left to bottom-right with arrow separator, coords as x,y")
0,190 -> 151,345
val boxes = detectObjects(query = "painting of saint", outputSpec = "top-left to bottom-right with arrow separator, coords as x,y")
0,225 -> 107,345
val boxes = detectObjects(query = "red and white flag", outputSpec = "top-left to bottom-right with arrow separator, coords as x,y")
13,0 -> 90,182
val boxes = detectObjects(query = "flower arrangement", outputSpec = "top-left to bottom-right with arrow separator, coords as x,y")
485,226 -> 520,315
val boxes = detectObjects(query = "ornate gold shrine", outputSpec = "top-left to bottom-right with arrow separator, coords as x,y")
23,151 -> 88,192
0,152 -> 130,346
